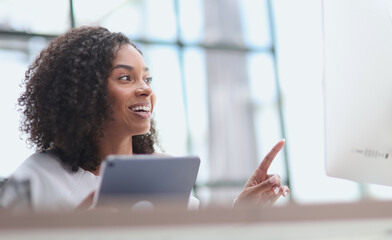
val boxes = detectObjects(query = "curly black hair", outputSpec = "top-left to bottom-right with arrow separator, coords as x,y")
18,26 -> 158,172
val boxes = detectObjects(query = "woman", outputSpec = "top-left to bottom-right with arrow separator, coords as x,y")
0,26 -> 289,212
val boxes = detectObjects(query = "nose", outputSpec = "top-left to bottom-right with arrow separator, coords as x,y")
135,80 -> 153,97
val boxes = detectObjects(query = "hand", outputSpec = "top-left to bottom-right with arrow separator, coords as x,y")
234,139 -> 290,207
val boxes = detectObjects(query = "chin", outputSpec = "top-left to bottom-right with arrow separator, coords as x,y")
133,126 -> 151,136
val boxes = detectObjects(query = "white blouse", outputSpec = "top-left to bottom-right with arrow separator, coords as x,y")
0,152 -> 99,212
0,152 -> 199,212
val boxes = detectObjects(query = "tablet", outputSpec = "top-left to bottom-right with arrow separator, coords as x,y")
95,155 -> 200,207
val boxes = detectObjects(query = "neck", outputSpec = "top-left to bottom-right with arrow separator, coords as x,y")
98,132 -> 133,160
89,131 -> 133,176
86,134 -> 133,176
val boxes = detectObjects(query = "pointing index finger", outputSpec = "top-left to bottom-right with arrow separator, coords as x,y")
258,139 -> 285,172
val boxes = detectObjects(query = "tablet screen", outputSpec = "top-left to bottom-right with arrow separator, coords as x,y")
95,155 -> 200,207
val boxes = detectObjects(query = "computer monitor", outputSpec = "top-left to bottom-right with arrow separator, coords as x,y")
323,0 -> 392,186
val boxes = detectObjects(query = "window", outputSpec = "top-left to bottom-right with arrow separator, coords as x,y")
2,0 -> 390,205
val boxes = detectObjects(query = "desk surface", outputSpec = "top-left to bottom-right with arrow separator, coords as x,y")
1,200 -> 392,240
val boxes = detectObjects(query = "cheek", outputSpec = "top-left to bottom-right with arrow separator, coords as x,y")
108,87 -> 129,109
107,83 -> 118,106
151,93 -> 157,111
108,93 -> 120,111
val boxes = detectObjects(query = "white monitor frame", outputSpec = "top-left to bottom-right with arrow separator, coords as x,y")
323,0 -> 392,186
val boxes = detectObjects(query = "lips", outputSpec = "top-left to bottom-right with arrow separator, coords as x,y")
130,105 -> 151,112
128,103 -> 152,119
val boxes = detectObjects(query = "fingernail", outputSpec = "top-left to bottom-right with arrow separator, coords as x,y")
269,176 -> 277,184
273,187 -> 279,195
283,190 -> 289,197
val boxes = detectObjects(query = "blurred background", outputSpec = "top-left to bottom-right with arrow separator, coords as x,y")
1,0 -> 391,207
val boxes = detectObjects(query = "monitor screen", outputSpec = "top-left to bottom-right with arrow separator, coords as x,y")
323,0 -> 392,186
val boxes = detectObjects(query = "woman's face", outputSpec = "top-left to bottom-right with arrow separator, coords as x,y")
105,44 -> 156,137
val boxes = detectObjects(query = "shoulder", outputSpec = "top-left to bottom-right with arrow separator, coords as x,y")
0,152 -> 65,211
15,151 -> 98,191
2,151 -> 98,212
12,151 -> 67,179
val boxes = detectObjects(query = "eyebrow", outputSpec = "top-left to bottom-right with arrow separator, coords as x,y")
112,64 -> 150,73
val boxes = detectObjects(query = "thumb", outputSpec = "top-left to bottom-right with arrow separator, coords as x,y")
254,175 -> 280,192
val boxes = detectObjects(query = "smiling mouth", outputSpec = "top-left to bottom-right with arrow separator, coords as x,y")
128,105 -> 152,119
129,105 -> 151,112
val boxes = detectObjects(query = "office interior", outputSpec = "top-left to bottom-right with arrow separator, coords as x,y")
2,0 -> 391,205
1,0 -> 392,238
0,0 -> 392,239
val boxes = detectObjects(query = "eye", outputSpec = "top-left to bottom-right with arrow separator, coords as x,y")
119,75 -> 131,81
145,77 -> 153,84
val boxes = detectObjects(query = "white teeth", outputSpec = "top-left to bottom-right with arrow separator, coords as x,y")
131,106 -> 150,112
